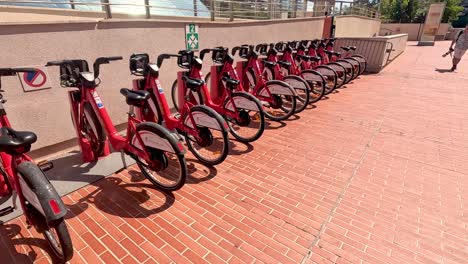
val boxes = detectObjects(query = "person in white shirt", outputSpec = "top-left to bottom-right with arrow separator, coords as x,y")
449,25 -> 468,71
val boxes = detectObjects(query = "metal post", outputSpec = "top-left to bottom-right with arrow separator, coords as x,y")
193,0 -> 198,16
145,0 -> 150,19
69,0 -> 75,9
293,0 -> 298,18
210,0 -> 215,21
303,0 -> 308,17
229,1 -> 234,21
101,0 -> 112,19
254,0 -> 258,18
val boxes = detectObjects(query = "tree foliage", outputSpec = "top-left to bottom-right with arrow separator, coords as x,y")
380,0 -> 464,23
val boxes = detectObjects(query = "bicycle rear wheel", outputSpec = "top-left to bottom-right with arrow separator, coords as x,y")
131,122 -> 187,191
337,59 -> 354,83
184,105 -> 229,166
224,92 -> 265,142
259,80 -> 296,121
315,66 -> 337,95
327,62 -> 347,88
283,75 -> 310,113
301,70 -> 326,103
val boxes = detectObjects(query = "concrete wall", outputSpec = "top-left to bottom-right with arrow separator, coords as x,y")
380,23 -> 450,41
0,17 -> 324,153
335,15 -> 381,38
335,34 -> 408,73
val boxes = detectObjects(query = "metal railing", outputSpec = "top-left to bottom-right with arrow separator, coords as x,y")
0,0 -> 379,20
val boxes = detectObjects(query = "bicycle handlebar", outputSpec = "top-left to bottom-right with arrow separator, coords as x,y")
93,56 -> 122,78
157,53 -> 179,68
0,68 -> 37,76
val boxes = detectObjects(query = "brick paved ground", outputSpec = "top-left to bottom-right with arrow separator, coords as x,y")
1,41 -> 467,264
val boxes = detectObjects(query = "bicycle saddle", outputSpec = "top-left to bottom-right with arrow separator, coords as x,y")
0,127 -> 37,155
310,56 -> 321,62
221,76 -> 240,89
297,54 -> 312,61
341,47 -> 351,52
349,46 -> 357,51
277,61 -> 291,68
120,88 -> 150,107
260,60 -> 277,67
324,50 -> 341,57
182,76 -> 204,90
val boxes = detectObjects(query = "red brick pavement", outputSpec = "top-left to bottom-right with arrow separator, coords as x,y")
1,41 -> 467,263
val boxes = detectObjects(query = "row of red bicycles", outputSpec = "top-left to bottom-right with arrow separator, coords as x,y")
0,37 -> 366,262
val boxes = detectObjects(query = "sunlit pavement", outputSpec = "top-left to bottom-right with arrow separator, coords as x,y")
1,41 -> 467,264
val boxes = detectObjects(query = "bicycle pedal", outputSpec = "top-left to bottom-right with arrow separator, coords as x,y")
37,160 -> 54,172
0,206 -> 14,217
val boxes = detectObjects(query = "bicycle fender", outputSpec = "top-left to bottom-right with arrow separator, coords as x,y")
263,80 -> 297,96
315,66 -> 337,77
225,92 -> 261,112
301,70 -> 325,83
17,162 -> 67,222
283,75 -> 310,91
185,105 -> 228,132
132,122 -> 183,155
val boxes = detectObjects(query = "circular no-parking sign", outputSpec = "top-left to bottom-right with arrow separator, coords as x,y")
22,69 -> 47,88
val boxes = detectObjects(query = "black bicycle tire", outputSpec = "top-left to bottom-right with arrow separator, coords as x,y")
261,80 -> 297,121
224,92 -> 265,142
301,69 -> 326,103
17,162 -> 73,262
283,75 -> 310,113
315,66 -> 338,95
131,122 -> 187,191
184,105 -> 230,166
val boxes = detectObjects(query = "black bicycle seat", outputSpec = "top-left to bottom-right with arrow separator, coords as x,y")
310,56 -> 321,62
182,76 -> 204,90
341,47 -> 351,52
349,46 -> 357,51
120,88 -> 150,107
0,127 -> 37,155
297,54 -> 311,61
277,61 -> 291,68
221,76 -> 240,89
261,60 -> 277,67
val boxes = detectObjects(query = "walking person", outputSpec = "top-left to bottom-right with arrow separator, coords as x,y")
449,25 -> 468,71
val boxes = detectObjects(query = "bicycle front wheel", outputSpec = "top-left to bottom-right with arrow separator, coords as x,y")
184,105 -> 229,166
17,162 -> 73,262
327,62 -> 347,88
131,122 -> 187,191
224,92 -> 265,143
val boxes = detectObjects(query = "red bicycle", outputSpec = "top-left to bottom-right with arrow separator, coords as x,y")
257,42 -> 326,105
295,40 -> 338,95
231,45 -> 297,121
46,57 -> 187,191
171,48 -> 266,143
129,52 -> 230,166
0,68 -> 73,261
325,39 -> 366,77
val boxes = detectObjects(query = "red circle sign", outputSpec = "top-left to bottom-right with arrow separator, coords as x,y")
23,69 -> 47,88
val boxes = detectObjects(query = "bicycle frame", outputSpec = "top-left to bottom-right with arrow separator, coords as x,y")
70,86 -> 152,164
134,71 -> 225,139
